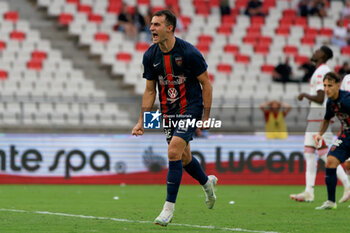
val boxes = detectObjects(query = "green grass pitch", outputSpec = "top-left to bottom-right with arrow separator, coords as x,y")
0,184 -> 348,233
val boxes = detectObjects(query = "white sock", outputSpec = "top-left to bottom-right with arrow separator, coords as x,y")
163,201 -> 175,211
337,165 -> 350,188
305,153 -> 317,194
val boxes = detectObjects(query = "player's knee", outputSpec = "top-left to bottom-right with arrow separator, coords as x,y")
325,155 -> 340,168
168,147 -> 181,161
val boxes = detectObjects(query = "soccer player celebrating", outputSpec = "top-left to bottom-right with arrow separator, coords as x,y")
131,10 -> 217,226
290,46 -> 350,203
314,72 -> 350,209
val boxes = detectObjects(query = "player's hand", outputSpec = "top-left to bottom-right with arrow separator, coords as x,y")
298,93 -> 305,101
313,134 -> 323,148
201,116 -> 210,130
132,123 -> 144,136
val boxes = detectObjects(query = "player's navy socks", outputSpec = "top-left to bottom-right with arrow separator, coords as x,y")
184,157 -> 208,185
166,160 -> 183,203
325,168 -> 337,202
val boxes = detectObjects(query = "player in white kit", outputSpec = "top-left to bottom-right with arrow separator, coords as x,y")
290,46 -> 350,203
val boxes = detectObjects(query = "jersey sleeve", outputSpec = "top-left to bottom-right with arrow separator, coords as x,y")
341,75 -> 350,92
341,94 -> 350,111
324,99 -> 335,120
142,50 -> 155,80
187,46 -> 208,77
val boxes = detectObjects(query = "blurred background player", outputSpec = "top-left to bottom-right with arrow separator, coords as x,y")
131,10 -> 217,227
314,72 -> 350,209
260,100 -> 291,139
290,46 -> 350,203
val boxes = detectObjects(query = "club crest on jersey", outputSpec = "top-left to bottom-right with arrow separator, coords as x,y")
175,56 -> 182,66
168,87 -> 178,99
330,145 -> 336,152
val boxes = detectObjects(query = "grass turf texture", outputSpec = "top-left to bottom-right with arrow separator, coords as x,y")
0,185 -> 348,233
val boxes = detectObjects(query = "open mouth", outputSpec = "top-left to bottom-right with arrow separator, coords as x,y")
152,33 -> 158,39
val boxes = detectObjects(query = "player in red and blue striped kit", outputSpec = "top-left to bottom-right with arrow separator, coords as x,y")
315,72 -> 350,209
132,10 -> 217,226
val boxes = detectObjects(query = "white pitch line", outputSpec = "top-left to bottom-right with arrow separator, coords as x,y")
0,208 -> 279,233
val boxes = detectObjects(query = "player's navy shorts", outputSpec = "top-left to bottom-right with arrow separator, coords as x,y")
328,131 -> 350,163
163,113 -> 201,144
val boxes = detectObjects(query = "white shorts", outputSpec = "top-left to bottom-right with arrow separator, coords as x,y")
304,122 -> 333,147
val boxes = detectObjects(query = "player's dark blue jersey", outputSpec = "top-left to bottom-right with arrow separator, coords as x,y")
325,90 -> 350,131
142,37 -> 207,116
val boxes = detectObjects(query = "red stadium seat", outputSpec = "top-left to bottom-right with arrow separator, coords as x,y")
319,28 -> 333,37
0,70 -> 8,80
304,27 -> 318,37
222,15 -> 236,26
66,0 -> 79,4
88,14 -> 103,24
31,51 -> 47,61
235,54 -> 250,64
294,17 -> 307,27
209,0 -> 220,7
217,63 -> 232,73
279,17 -> 293,27
208,73 -> 215,83
235,0 -> 249,9
27,61 -> 43,71
335,65 -> 342,73
181,16 -> 191,30
224,44 -> 239,55
263,0 -> 276,8
0,41 -> 6,51
138,0 -> 150,4
217,25 -> 232,35
196,5 -> 210,16
294,55 -> 309,65
94,32 -> 110,42
283,45 -> 298,56
259,36 -> 272,46
341,46 -> 350,55
116,52 -> 132,63
10,31 -> 26,41
59,13 -> 74,25
198,35 -> 213,45
78,4 -> 92,14
255,45 -> 269,55
301,36 -> 315,46
243,35 -> 257,45
246,27 -> 261,35
107,4 -> 122,14
276,27 -> 290,36
261,64 -> 275,74
251,16 -> 264,25
4,11 -> 19,22
135,42 -> 150,52
196,44 -> 210,54
283,9 -> 297,17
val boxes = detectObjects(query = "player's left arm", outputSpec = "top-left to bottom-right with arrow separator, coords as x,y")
197,70 -> 212,124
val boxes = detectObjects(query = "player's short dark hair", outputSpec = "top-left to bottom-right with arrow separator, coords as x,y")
320,46 -> 333,61
153,10 -> 176,32
324,72 -> 341,83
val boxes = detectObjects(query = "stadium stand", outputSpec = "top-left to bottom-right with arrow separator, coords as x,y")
0,0 -> 132,131
0,0 -> 347,132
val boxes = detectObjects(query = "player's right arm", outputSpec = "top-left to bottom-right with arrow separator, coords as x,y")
314,99 -> 334,145
298,90 -> 324,104
132,79 -> 157,136
314,119 -> 330,145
